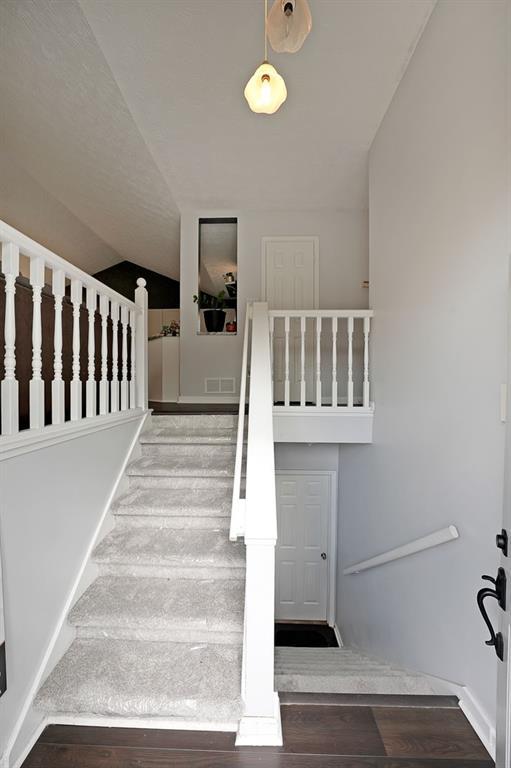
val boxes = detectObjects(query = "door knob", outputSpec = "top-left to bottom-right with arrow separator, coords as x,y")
321,552 -> 327,560
477,567 -> 506,661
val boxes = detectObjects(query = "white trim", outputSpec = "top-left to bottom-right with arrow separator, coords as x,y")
273,409 -> 373,444
4,410 -> 149,768
275,470 -> 337,625
10,718 -> 48,768
269,309 -> 374,318
261,236 -> 320,309
235,692 -> 282,746
458,686 -> 496,759
178,395 -> 239,404
332,623 -> 344,647
47,713 -> 238,733
0,409 -> 147,461
343,525 -> 459,575
0,220 -> 136,311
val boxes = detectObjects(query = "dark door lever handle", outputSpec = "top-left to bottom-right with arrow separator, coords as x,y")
476,568 -> 506,662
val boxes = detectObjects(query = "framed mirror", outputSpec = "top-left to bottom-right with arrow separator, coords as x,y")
196,218 -> 237,334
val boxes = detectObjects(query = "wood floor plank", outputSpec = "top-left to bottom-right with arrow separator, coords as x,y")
22,743 -> 495,768
39,724 -> 236,750
373,707 -> 491,761
280,705 -> 386,755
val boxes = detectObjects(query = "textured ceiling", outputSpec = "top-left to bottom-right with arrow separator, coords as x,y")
0,0 -> 435,276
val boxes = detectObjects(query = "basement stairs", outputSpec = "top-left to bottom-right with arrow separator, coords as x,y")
35,412 -> 435,731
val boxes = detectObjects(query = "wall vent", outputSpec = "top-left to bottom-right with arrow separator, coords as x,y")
205,377 -> 236,395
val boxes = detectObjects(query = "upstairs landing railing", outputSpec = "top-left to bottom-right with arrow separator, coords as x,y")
269,309 -> 374,410
0,220 -> 148,438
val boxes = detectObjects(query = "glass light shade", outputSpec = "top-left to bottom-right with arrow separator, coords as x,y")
267,0 -> 312,53
244,61 -> 287,114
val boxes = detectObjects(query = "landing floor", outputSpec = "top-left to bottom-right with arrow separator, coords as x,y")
23,700 -> 493,767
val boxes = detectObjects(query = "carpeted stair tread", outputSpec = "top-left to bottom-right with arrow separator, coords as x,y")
70,575 -> 244,640
275,647 -> 435,695
140,426 -> 237,444
93,526 -> 245,571
112,487 -> 231,517
127,455 -> 235,478
35,638 -> 242,722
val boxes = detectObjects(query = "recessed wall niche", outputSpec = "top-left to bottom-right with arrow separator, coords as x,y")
197,218 -> 237,335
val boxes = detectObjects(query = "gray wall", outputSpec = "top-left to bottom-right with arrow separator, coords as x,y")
337,0 -> 508,732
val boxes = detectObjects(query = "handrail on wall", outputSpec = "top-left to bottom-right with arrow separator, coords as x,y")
343,525 -> 459,575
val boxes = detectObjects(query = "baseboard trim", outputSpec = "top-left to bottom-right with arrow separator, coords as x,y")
457,685 -> 496,760
11,718 -> 48,768
332,623 -> 344,648
178,395 -> 239,404
236,693 -> 283,747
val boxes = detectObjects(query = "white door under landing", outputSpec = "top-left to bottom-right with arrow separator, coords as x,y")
275,473 -> 331,622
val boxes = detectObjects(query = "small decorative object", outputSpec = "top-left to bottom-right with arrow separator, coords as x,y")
161,321 -> 180,337
193,291 -> 227,333
245,0 -> 287,114
226,320 -> 237,333
267,0 -> 312,53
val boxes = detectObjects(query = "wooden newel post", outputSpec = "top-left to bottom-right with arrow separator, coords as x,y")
135,278 -> 148,410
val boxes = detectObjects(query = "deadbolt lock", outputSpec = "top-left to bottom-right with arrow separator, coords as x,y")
321,552 -> 327,560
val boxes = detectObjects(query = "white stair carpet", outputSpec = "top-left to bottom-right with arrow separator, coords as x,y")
35,414 -> 245,728
275,647 -> 436,695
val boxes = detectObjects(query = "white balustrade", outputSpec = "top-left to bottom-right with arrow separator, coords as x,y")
86,287 -> 97,418
0,219 -> 148,438
52,270 -> 66,425
1,242 -> 19,435
29,257 -> 45,429
268,309 -> 374,411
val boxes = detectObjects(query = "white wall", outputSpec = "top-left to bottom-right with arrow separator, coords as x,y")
0,415 -> 144,764
179,209 -> 368,398
338,0 -> 508,737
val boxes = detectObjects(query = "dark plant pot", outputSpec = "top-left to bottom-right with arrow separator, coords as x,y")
203,309 -> 226,333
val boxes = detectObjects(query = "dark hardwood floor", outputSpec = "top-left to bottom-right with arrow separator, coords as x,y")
23,700 -> 493,767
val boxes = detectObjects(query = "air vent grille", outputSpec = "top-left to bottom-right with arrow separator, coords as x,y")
205,377 -> 236,395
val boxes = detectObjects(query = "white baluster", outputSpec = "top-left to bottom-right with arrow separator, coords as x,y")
347,315 -> 354,408
86,288 -> 97,418
331,316 -> 338,408
1,242 -> 19,435
99,294 -> 109,415
315,316 -> 322,408
52,269 -> 66,425
363,315 -> 370,409
129,308 -> 136,407
300,316 -> 306,406
110,301 -> 119,413
29,257 -> 45,429
120,305 -> 129,410
135,278 -> 148,409
284,315 -> 290,407
70,279 -> 83,421
269,314 -> 275,404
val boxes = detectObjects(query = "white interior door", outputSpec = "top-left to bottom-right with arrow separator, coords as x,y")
275,473 -> 331,622
263,237 -> 318,403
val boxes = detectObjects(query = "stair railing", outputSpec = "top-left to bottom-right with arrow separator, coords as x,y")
230,302 -> 251,541
0,219 -> 148,438
232,301 -> 282,746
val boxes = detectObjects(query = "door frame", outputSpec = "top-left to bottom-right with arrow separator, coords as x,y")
261,236 -> 320,308
275,469 -> 337,626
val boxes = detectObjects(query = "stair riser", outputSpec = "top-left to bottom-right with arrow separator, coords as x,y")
141,444 -> 238,460
97,564 -> 246,580
75,626 -> 243,644
113,515 -> 230,530
275,675 -> 434,695
149,415 -> 237,429
128,476 -> 235,490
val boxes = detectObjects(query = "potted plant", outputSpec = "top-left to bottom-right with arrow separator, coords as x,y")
193,290 -> 227,333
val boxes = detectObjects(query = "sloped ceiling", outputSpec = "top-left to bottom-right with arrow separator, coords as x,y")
0,0 -> 436,276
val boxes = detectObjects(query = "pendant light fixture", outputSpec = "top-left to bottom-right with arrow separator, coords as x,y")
244,0 -> 287,115
267,0 -> 312,54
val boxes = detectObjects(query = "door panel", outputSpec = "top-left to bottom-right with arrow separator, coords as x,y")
275,473 -> 330,622
263,238 -> 318,404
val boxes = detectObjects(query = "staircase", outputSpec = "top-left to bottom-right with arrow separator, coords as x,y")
275,647 -> 435,695
35,414 -> 245,730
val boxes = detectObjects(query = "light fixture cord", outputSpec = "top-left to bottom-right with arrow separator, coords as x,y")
264,0 -> 268,60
